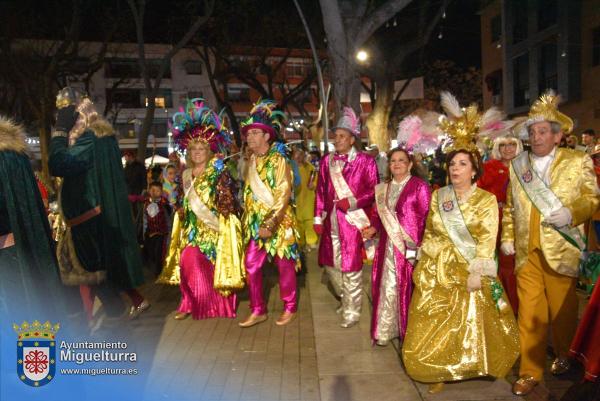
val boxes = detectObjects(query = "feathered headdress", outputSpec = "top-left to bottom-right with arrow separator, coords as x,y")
438,91 -> 514,155
396,111 -> 442,155
171,98 -> 231,154
240,99 -> 286,140
521,90 -> 574,137
332,106 -> 361,137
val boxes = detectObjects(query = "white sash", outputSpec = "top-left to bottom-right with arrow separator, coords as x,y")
375,182 -> 416,255
248,154 -> 275,208
511,152 -> 585,251
328,154 -> 370,230
437,186 -> 477,263
186,176 -> 220,232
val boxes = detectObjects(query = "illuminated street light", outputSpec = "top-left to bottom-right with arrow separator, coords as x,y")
356,50 -> 369,62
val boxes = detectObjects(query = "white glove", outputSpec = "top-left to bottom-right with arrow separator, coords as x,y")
500,241 -> 515,256
466,258 -> 497,292
467,272 -> 482,292
545,207 -> 572,228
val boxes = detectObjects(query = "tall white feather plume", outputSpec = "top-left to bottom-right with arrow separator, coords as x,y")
440,91 -> 463,118
480,107 -> 504,130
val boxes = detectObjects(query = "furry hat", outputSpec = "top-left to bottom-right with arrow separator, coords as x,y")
0,116 -> 27,153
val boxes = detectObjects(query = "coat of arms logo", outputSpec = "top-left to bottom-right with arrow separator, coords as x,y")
442,200 -> 454,212
13,320 -> 60,387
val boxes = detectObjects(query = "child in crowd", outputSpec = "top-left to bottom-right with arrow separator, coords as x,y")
143,181 -> 171,276
162,163 -> 180,209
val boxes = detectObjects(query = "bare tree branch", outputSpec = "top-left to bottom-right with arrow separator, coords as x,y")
354,0 -> 413,48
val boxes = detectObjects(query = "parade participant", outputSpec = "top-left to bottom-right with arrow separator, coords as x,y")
477,135 -> 523,314
367,144 -> 389,181
402,92 -> 519,394
238,100 -> 300,328
314,107 -> 379,328
363,147 -> 431,346
582,128 -> 596,155
123,150 -> 147,196
168,150 -> 186,176
49,88 -> 148,322
158,99 -> 244,320
0,116 -> 66,319
363,114 -> 439,345
501,91 -> 599,396
143,181 -> 171,276
162,164 -> 180,210
569,280 -> 600,386
292,145 -> 318,251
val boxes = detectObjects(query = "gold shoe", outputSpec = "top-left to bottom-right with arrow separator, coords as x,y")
550,357 -> 570,375
174,312 -> 190,320
428,383 -> 444,394
512,376 -> 538,396
275,311 -> 296,326
238,313 -> 267,328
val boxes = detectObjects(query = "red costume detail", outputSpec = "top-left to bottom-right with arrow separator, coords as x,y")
478,158 -> 518,314
570,281 -> 600,381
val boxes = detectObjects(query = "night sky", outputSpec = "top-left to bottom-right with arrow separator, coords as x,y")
0,0 -> 481,68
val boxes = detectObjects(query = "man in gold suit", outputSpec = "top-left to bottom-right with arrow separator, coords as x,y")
501,91 -> 599,396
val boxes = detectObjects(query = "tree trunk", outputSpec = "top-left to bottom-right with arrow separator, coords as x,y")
39,124 -> 51,183
365,74 -> 394,151
137,97 -> 156,160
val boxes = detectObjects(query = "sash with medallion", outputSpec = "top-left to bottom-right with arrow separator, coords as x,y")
511,152 -> 585,251
437,185 -> 477,263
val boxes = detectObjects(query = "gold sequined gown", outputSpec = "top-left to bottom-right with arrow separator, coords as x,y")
402,187 -> 519,383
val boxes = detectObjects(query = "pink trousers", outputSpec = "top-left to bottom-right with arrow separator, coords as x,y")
245,240 -> 297,315
178,245 -> 236,319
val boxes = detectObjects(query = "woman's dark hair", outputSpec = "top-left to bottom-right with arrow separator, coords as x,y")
445,149 -> 483,184
386,147 -> 416,182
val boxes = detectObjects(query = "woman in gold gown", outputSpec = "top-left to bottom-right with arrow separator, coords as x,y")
402,149 -> 519,392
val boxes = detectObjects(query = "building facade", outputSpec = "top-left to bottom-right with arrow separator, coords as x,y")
480,0 -> 600,134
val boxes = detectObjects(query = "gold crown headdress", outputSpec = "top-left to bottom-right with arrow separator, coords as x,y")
438,91 -> 514,155
13,320 -> 60,340
522,90 -> 574,137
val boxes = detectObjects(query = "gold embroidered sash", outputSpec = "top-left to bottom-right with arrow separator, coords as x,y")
248,154 -> 275,208
375,182 -> 416,255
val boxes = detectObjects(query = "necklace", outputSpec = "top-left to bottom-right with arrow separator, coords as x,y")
454,184 -> 477,204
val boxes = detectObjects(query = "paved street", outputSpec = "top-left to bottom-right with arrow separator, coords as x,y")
122,251 -> 586,401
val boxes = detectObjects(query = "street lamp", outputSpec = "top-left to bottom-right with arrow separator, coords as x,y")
356,50 -> 369,62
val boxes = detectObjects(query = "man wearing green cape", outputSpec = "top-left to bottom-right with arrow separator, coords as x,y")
0,116 -> 65,321
49,88 -> 148,322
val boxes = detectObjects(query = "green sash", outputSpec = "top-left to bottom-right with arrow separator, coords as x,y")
511,152 -> 585,251
437,185 -> 476,263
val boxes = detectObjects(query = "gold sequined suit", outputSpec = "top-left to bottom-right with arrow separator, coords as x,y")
501,148 -> 599,380
242,144 -> 300,263
402,187 -> 519,383
502,148 -> 599,277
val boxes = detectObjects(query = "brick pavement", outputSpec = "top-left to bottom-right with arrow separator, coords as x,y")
127,251 -> 586,401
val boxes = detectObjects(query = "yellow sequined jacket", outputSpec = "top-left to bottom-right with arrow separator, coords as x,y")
243,143 -> 300,263
158,159 -> 245,294
502,148 -> 599,277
